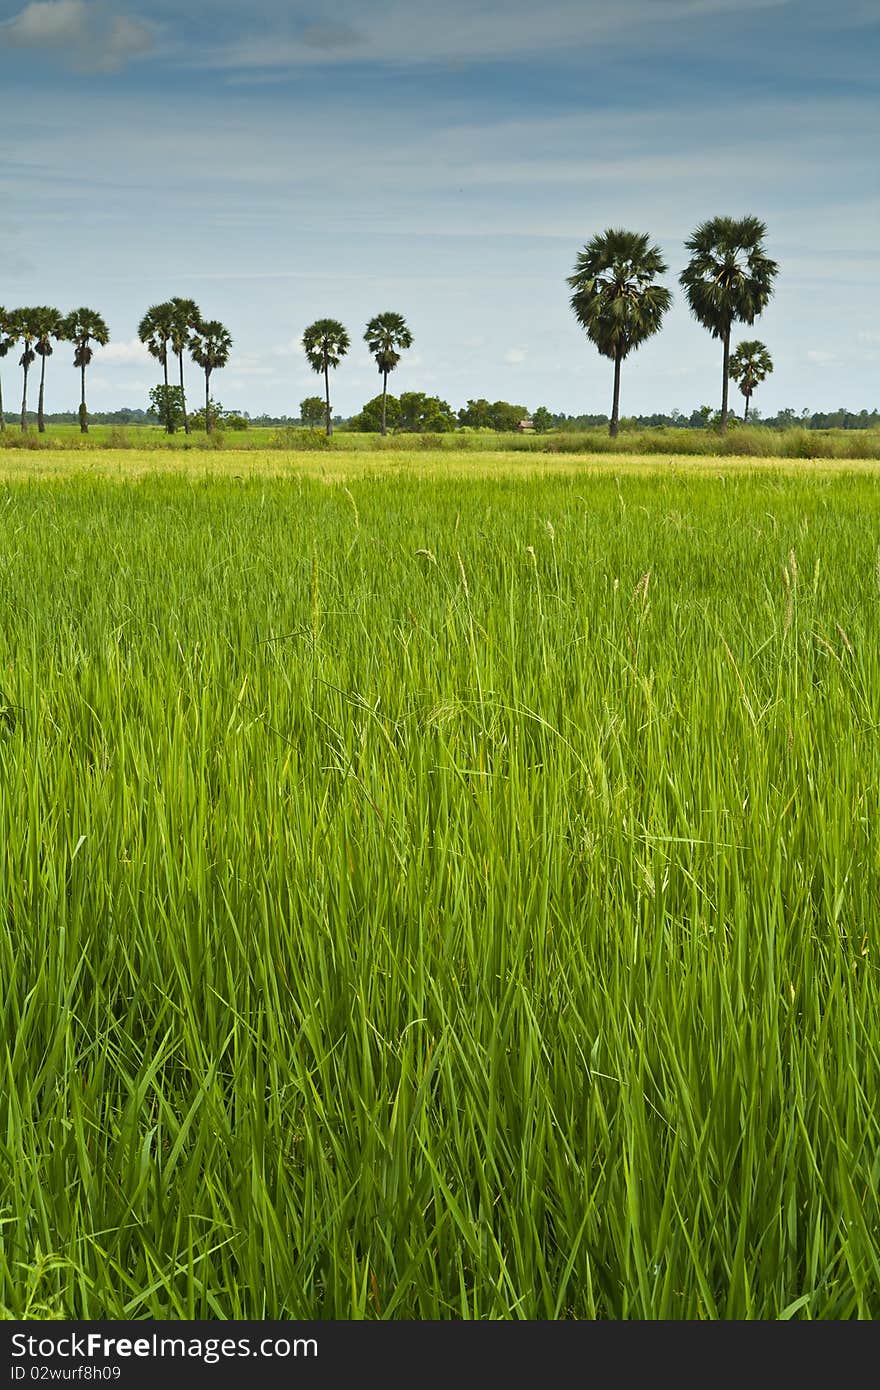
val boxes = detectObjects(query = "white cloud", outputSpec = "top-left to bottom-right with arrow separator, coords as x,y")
504,347 -> 527,364
94,336 -> 150,364
202,0 -> 792,70
806,349 -> 837,364
271,338 -> 303,359
1,0 -> 153,72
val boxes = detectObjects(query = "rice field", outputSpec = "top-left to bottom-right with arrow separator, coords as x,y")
1,451 -> 879,1319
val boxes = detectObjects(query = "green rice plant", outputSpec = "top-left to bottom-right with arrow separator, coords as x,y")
1,463 -> 879,1319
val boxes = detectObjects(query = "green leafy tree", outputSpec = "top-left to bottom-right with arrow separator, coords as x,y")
568,229 -> 672,438
532,406 -> 554,434
31,307 -> 65,433
61,308 -> 109,434
728,339 -> 773,422
398,392 -> 455,433
0,306 -> 14,433
148,385 -> 185,432
490,400 -> 528,432
458,399 -> 494,429
680,215 -> 778,429
169,297 -> 201,435
348,393 -> 401,433
138,303 -> 176,432
300,396 -> 326,428
189,319 -> 232,434
302,320 -> 350,436
364,311 -> 413,436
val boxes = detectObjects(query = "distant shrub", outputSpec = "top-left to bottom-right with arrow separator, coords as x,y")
0,431 -> 44,450
270,427 -> 332,451
781,430 -> 835,459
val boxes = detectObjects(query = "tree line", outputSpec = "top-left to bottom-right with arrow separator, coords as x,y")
568,215 -> 779,436
137,300 -> 232,435
0,306 -> 108,434
0,217 -> 797,439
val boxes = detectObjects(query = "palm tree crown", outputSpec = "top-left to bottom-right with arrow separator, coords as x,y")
680,215 -> 778,427
302,319 -> 350,436
62,307 -> 109,434
190,319 -> 232,376
365,311 -> 413,376
0,306 -> 15,434
568,229 -> 672,436
31,306 -> 66,433
728,339 -> 773,422
8,308 -> 41,432
138,303 -> 173,368
168,297 -> 200,435
364,311 -> 413,436
190,319 -> 233,434
138,303 -> 176,432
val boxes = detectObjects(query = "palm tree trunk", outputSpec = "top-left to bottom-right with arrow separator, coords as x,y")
744,392 -> 750,424
720,327 -> 731,429
179,352 -> 189,435
205,369 -> 212,434
609,352 -> 622,438
80,359 -> 88,433
21,360 -> 29,432
0,370 -> 5,433
163,353 -> 173,434
37,354 -> 47,433
324,363 -> 332,437
381,371 -> 388,437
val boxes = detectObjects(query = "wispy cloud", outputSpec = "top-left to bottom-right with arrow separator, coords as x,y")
94,337 -> 150,364
198,0 -> 793,70
1,0 -> 153,72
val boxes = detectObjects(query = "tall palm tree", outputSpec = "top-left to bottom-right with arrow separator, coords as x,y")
169,297 -> 200,435
302,319 -> 350,437
9,309 -> 39,432
680,215 -> 778,429
62,308 -> 110,434
138,303 -> 176,433
0,306 -> 14,433
364,311 -> 414,436
189,319 -> 233,433
567,229 -> 672,437
32,307 -> 65,433
728,339 -> 773,422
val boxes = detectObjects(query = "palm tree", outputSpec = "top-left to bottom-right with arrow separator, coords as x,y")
0,306 -> 14,433
9,309 -> 39,432
680,216 -> 778,429
169,297 -> 200,435
189,319 -> 233,433
302,319 -> 350,436
62,308 -> 110,434
728,339 -> 773,422
138,303 -> 176,433
567,229 -> 672,437
364,311 -> 414,436
32,307 -> 65,433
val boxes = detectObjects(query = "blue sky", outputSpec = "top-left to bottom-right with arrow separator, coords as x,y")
1,0 -> 877,418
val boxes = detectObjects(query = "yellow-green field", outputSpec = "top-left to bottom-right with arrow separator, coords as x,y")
1,456 -> 879,1318
2,444 -> 880,483
1,421 -> 879,464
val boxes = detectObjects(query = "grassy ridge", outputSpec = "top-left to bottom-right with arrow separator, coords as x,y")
1,465 -> 879,1318
2,422 -> 880,459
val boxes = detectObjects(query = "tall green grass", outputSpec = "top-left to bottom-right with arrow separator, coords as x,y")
2,422 -> 880,459
1,467 -> 879,1318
